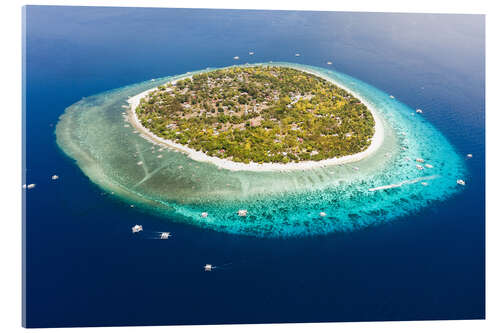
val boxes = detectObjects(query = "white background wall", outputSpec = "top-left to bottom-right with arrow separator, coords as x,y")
1,0 -> 498,332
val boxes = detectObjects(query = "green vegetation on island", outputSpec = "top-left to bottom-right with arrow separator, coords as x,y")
135,66 -> 375,164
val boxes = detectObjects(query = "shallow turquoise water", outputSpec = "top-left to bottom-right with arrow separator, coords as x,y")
56,62 -> 466,237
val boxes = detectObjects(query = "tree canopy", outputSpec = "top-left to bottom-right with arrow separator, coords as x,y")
135,66 -> 375,164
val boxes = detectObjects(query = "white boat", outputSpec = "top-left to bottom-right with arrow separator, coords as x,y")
132,225 -> 143,233
249,51 -> 254,55
51,175 -> 59,180
233,56 -> 240,60
27,184 -> 36,189
204,264 -> 212,272
416,158 -> 425,163
319,212 -> 327,217
326,61 -> 332,65
160,232 -> 171,239
425,164 -> 433,169
421,182 -> 429,186
295,53 -> 300,57
416,109 -> 423,114
416,164 -> 424,170
389,95 -> 395,99
238,209 -> 248,217
201,212 -> 208,218
457,179 -> 466,186
467,154 -> 473,158
137,161 -> 143,165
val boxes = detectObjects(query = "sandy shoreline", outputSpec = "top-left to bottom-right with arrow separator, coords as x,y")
127,65 -> 385,172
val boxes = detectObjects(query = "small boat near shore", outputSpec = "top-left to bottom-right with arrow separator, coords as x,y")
132,225 -> 143,233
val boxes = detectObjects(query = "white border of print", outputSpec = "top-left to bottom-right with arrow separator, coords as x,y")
1,1 -> 497,333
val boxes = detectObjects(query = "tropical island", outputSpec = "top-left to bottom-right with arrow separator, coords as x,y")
132,65 -> 376,166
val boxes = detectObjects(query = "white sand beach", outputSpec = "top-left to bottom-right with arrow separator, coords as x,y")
127,67 -> 384,172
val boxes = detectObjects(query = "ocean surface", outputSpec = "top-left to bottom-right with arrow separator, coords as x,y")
23,6 -> 485,327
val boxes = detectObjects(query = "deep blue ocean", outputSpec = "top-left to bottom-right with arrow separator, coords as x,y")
23,6 -> 485,327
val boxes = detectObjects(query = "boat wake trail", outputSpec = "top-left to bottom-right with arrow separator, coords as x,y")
368,175 -> 439,192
